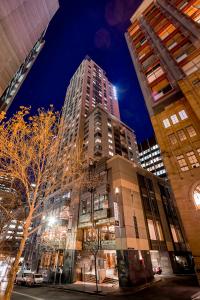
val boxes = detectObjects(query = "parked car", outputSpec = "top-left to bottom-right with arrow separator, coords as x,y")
16,271 -> 43,286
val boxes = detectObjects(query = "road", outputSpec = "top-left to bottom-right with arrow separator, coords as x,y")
11,276 -> 200,300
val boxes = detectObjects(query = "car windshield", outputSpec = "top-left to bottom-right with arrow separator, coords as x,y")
34,274 -> 42,278
24,273 -> 32,277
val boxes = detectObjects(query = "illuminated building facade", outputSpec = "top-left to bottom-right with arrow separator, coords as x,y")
138,136 -> 167,178
126,0 -> 200,282
0,0 -> 59,112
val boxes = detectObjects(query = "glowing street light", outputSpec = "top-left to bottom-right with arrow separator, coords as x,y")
47,216 -> 57,226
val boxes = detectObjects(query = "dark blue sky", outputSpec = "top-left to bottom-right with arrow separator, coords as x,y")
9,0 -> 153,143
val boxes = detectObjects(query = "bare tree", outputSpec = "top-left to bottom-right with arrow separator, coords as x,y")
0,106 -> 75,299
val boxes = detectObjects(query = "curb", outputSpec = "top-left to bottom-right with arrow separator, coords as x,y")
42,278 -> 162,296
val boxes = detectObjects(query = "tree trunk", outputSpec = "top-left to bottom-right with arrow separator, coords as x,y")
94,254 -> 98,293
3,215 -> 32,300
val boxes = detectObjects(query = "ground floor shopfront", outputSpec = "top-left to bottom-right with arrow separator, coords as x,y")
38,248 -> 194,287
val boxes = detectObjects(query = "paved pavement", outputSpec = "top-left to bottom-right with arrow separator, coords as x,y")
9,275 -> 200,300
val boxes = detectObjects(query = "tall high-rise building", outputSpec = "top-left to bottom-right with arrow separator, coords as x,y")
126,0 -> 200,282
62,56 -> 120,151
33,57 -> 193,287
0,0 -> 59,112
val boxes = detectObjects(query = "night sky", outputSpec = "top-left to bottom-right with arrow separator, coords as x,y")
9,0 -> 154,143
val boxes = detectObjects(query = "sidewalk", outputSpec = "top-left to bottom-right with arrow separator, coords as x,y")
44,277 -> 162,296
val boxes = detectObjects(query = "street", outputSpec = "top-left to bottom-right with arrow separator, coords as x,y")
11,276 -> 200,300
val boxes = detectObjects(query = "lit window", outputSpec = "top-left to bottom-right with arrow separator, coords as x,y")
108,139 -> 113,144
95,138 -> 101,144
107,122 -> 112,127
177,130 -> 187,141
146,64 -> 164,83
170,225 -> 178,243
176,155 -> 189,171
147,219 -> 156,240
187,151 -> 199,168
108,133 -> 112,138
169,134 -> 177,145
156,221 -> 164,241
193,184 -> 200,209
109,151 -> 114,157
109,144 -> 113,150
186,126 -> 197,137
179,110 -> 188,120
159,24 -> 176,40
170,114 -> 179,124
163,118 -> 171,128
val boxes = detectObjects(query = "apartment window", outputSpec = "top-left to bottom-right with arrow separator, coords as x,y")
108,133 -> 112,138
159,24 -> 176,40
109,151 -> 114,157
108,139 -> 113,144
169,133 -> 177,145
107,122 -> 112,127
170,114 -> 179,124
187,151 -> 199,168
182,54 -> 200,76
95,138 -> 101,144
152,79 -> 172,101
179,110 -> 188,120
163,118 -> 171,128
108,144 -> 113,150
177,130 -> 187,141
176,155 -> 189,171
146,64 -> 164,83
186,125 -> 197,137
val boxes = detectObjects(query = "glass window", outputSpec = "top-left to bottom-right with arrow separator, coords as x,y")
169,133 -> 177,145
158,24 -> 176,40
146,64 -> 164,83
179,110 -> 188,120
176,155 -> 189,171
152,79 -> 172,101
187,151 -> 199,168
147,219 -> 156,240
95,138 -> 101,143
170,114 -> 179,124
193,184 -> 200,209
109,151 -> 114,156
163,118 -> 171,128
156,221 -> 164,241
186,125 -> 197,137
177,130 -> 187,141
170,224 -> 178,243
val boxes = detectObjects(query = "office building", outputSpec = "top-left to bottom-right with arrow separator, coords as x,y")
33,57 -> 193,287
125,0 -> 200,282
38,156 -> 193,286
138,136 -> 167,178
0,0 -> 59,112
